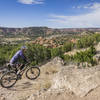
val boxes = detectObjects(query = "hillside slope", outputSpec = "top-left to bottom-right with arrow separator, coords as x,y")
0,57 -> 100,100
1,42 -> 100,100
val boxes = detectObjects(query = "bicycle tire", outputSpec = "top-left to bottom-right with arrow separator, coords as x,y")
0,71 -> 18,88
26,67 -> 40,80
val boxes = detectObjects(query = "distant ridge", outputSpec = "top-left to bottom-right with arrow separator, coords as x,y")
0,27 -> 100,37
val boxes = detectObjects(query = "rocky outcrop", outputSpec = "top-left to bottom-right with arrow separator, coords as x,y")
1,57 -> 100,100
93,42 -> 100,63
49,65 -> 100,97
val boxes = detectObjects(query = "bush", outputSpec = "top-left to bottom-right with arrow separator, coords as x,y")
50,47 -> 62,58
76,36 -> 95,48
61,42 -> 74,53
26,44 -> 51,65
0,44 -> 21,66
63,46 -> 96,66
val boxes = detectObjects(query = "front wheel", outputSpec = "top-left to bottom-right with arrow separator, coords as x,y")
0,71 -> 18,88
26,67 -> 40,80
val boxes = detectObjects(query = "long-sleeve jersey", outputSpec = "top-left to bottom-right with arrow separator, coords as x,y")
10,50 -> 26,64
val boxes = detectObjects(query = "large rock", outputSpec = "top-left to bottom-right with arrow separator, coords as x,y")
93,54 -> 100,63
93,42 -> 100,63
95,42 -> 100,52
49,65 -> 100,97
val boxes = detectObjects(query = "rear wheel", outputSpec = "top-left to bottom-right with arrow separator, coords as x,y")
26,67 -> 40,80
0,71 -> 18,88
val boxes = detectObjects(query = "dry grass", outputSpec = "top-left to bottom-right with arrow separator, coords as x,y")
42,80 -> 52,90
42,65 -> 59,75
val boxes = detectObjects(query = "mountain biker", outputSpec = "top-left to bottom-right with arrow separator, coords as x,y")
10,46 -> 28,73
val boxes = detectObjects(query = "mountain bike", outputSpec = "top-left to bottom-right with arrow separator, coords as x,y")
0,62 -> 40,88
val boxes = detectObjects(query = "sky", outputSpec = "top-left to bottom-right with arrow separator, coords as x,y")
0,0 -> 100,28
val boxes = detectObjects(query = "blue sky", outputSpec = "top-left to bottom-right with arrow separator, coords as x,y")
0,0 -> 100,28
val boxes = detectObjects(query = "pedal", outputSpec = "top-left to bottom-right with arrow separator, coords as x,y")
17,74 -> 22,80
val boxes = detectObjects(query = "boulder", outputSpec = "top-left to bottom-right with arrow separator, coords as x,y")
49,65 -> 100,97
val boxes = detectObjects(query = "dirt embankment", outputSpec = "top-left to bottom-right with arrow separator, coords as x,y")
1,43 -> 100,100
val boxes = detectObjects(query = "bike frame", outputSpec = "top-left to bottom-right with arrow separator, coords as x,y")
17,63 -> 30,75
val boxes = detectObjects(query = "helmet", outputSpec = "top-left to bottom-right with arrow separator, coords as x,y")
21,46 -> 27,50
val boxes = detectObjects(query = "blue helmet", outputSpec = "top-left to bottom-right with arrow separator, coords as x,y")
21,46 -> 27,50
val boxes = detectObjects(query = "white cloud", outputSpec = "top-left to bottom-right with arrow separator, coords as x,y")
18,0 -> 44,4
90,3 -> 100,9
74,2 -> 100,9
48,3 -> 100,28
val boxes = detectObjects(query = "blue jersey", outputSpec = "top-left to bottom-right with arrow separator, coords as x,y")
10,50 -> 26,64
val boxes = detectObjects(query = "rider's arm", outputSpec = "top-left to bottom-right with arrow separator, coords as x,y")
19,51 -> 27,62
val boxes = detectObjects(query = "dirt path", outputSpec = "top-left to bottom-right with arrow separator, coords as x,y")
1,72 -> 100,100
0,58 -> 62,100
35,86 -> 100,100
0,68 -> 53,100
0,70 -> 52,100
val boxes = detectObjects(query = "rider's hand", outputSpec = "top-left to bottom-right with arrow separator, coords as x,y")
26,59 -> 30,64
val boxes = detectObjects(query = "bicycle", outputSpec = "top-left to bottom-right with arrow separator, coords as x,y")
0,62 -> 40,88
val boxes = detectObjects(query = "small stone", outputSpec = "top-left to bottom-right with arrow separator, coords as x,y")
0,97 -> 6,100
27,94 -> 35,100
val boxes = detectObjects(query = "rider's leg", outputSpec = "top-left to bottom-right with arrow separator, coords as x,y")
10,63 -> 18,73
20,64 -> 25,70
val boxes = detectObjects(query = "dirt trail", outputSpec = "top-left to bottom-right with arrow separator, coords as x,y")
0,69 -> 52,100
0,59 -> 100,100
34,86 -> 100,100
0,68 -> 53,100
0,57 -> 62,100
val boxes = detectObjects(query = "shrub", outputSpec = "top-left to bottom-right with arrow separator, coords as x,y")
51,47 -> 62,58
63,46 -> 96,66
76,36 -> 95,48
26,44 -> 51,65
61,42 -> 74,53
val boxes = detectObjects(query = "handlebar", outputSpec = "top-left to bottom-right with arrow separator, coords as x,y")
25,61 -> 31,66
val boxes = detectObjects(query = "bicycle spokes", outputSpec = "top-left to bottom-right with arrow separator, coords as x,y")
0,72 -> 18,88
26,67 -> 40,80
